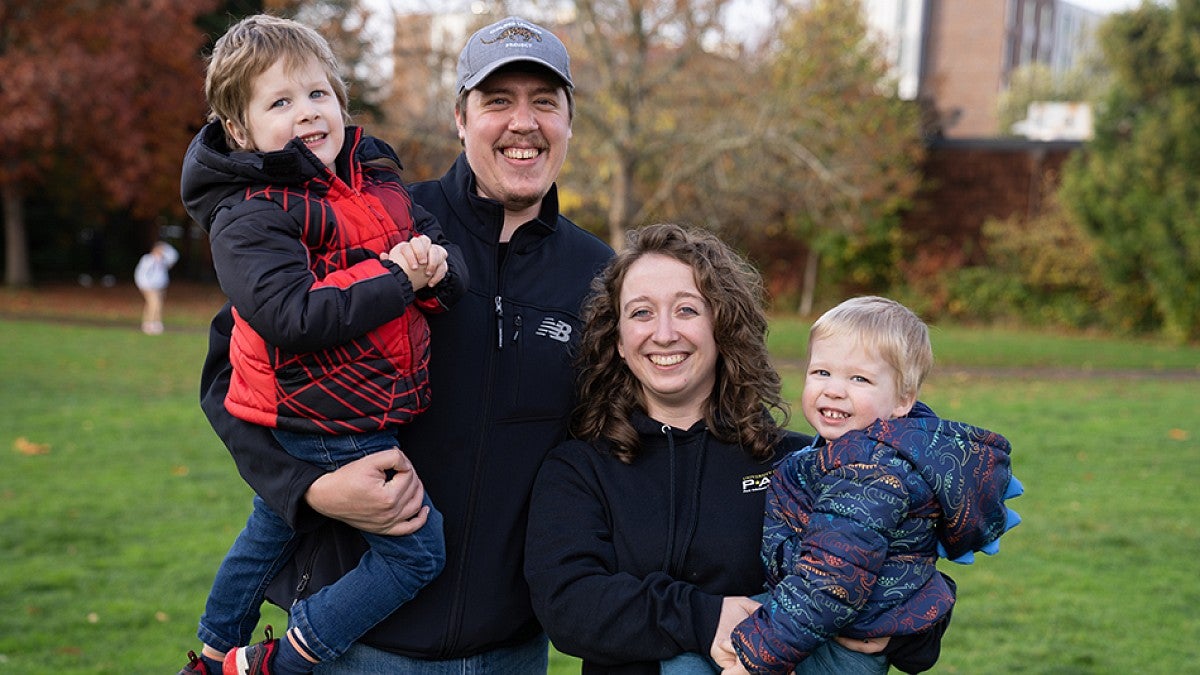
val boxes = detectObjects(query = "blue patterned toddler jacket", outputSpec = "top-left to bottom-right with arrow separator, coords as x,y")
731,401 -> 1022,673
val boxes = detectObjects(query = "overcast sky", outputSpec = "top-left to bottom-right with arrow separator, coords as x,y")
382,0 -> 1150,14
1065,0 -> 1145,11
368,0 -> 1151,58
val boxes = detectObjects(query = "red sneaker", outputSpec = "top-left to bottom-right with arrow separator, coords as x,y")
177,650 -> 212,675
223,626 -> 278,675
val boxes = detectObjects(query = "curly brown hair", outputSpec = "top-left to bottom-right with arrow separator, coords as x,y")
572,223 -> 789,463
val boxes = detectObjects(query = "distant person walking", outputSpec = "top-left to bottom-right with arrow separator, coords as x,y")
134,241 -> 178,335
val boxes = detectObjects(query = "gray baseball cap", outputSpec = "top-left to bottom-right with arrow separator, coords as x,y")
456,16 -> 573,95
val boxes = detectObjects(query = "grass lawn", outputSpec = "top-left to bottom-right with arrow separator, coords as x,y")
1,284 -> 1198,673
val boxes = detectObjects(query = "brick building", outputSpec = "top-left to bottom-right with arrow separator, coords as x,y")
864,0 -> 1105,138
862,1 -> 1105,254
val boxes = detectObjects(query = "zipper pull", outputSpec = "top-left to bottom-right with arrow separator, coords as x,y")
512,314 -> 522,343
495,295 -> 504,350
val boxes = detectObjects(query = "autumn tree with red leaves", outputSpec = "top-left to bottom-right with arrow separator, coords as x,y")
0,0 -> 217,286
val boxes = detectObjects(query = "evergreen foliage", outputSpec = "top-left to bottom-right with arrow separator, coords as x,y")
1061,2 -> 1200,342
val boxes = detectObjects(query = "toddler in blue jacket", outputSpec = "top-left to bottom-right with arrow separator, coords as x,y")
718,296 -> 1022,674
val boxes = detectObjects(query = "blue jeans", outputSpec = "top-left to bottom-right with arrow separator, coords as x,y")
198,429 -> 445,662
793,641 -> 888,675
661,591 -> 887,675
660,651 -> 720,674
659,642 -> 885,675
313,632 -> 550,674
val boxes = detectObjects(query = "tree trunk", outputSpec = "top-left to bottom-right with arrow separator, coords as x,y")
3,182 -> 32,287
607,156 -> 634,250
798,247 -> 819,316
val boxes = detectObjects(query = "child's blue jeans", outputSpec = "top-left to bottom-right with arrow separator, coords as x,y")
661,642 -> 887,675
660,591 -> 887,674
197,429 -> 445,662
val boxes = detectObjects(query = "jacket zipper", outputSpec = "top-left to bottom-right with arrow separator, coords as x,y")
444,245 -> 510,652
495,295 -> 504,350
511,314 -> 523,403
295,537 -> 322,598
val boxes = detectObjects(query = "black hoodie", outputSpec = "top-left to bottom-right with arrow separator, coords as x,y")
525,411 -> 811,674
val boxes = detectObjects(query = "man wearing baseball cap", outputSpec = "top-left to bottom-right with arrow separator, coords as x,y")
200,14 -> 612,674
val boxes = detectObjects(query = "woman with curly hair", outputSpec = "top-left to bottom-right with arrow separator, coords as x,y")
524,222 -> 806,674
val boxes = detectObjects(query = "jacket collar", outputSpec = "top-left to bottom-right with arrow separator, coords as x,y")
183,123 -> 372,229
442,152 -> 561,248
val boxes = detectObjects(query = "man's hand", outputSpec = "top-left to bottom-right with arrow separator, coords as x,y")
304,448 -> 429,536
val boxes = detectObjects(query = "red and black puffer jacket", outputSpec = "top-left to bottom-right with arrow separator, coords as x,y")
182,122 -> 467,434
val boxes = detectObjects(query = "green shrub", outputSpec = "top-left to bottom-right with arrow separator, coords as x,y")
936,191 -> 1111,330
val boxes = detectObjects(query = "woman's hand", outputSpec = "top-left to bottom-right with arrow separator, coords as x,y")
304,448 -> 429,535
834,635 -> 890,654
710,596 -> 761,671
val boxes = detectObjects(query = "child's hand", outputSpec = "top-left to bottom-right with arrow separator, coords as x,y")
384,235 -> 439,290
422,244 -> 449,287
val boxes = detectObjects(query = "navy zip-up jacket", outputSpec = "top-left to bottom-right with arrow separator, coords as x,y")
199,153 -> 613,658
184,122 -> 466,434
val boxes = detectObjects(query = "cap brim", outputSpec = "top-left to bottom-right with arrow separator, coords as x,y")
459,56 -> 573,94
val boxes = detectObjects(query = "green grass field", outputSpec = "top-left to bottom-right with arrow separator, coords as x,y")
1,288 -> 1198,673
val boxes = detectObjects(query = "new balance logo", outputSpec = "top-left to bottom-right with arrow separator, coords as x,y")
536,318 -> 572,343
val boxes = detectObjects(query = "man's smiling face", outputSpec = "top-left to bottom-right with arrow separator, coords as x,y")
456,68 -> 572,214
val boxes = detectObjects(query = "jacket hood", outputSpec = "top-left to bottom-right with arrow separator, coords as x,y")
629,408 -> 707,438
858,401 -> 1018,561
181,122 -> 392,232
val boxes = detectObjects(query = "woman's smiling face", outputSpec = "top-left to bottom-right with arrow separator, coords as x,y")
617,254 -> 718,427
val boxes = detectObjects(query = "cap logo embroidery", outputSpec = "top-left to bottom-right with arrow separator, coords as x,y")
482,24 -> 542,45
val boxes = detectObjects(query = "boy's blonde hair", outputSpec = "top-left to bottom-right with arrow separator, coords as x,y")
808,296 -> 933,402
205,14 -> 349,147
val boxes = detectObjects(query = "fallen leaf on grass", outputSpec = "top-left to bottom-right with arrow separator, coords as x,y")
172,465 -> 190,477
1168,428 -> 1189,441
13,437 -> 50,455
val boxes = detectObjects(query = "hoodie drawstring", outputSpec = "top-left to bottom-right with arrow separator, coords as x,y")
673,434 -> 707,573
659,425 -> 709,576
661,425 -> 677,573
